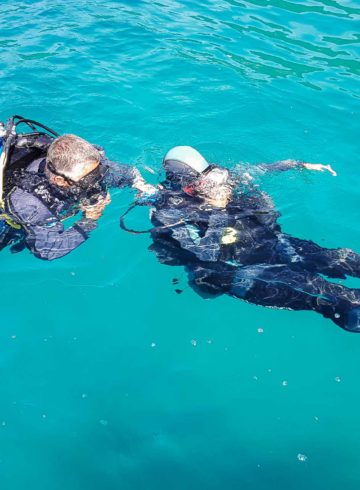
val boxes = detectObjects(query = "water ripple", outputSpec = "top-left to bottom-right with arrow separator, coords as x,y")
1,0 -> 358,97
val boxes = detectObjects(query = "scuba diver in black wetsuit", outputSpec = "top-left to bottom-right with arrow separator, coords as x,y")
148,146 -> 360,332
0,115 -> 156,260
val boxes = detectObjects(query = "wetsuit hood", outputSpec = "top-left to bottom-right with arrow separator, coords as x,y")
163,146 -> 210,186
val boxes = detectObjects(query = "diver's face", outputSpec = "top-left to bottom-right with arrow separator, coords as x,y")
48,160 -> 102,189
183,166 -> 233,207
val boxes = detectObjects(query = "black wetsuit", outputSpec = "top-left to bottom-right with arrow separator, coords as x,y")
1,139 -> 139,260
150,161 -> 360,332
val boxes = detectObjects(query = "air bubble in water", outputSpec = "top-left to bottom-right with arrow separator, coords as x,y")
297,453 -> 308,462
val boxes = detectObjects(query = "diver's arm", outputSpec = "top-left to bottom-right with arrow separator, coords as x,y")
155,208 -> 226,262
102,159 -> 157,193
255,160 -> 336,175
102,159 -> 140,188
7,188 -> 97,260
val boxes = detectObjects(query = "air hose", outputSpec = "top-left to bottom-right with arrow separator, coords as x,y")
120,201 -> 184,235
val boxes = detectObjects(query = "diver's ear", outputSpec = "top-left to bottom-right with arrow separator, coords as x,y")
53,175 -> 69,187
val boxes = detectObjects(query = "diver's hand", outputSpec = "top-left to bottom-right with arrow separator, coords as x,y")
81,192 -> 111,220
132,172 -> 158,195
303,163 -> 337,176
135,182 -> 158,195
136,184 -> 162,205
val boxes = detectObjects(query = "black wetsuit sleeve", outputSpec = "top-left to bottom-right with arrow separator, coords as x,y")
102,158 -> 140,188
7,188 -> 97,260
255,160 -> 304,173
155,207 -> 227,262
232,161 -> 305,186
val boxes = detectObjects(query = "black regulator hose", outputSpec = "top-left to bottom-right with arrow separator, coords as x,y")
119,202 -> 155,234
12,116 -> 59,137
120,201 -> 186,235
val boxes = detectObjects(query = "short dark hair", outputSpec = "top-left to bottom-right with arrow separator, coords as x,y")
47,134 -> 100,177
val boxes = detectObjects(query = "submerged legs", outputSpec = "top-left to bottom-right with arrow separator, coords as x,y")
189,262 -> 360,332
231,264 -> 360,331
279,235 -> 360,279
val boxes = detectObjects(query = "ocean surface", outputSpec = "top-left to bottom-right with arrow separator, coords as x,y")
0,1 -> 360,488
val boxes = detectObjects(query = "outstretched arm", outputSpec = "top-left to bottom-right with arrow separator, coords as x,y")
102,159 -> 157,194
256,159 -> 337,176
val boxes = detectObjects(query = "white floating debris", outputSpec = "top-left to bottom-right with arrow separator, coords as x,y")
207,339 -> 213,344
81,393 -> 88,399
297,453 -> 308,462
99,419 -> 108,426
190,339 -> 197,347
282,380 -> 288,387
1,421 -> 6,427
11,335 -> 16,340
42,414 -> 47,419
334,313 -> 340,319
314,416 -> 319,422
253,376 -> 258,381
257,328 -> 264,333
267,368 -> 272,373
150,342 -> 156,348
335,376 -> 341,383
70,272 -> 76,276
144,165 -> 156,175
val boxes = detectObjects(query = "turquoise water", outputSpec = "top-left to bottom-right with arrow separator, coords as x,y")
1,1 -> 360,488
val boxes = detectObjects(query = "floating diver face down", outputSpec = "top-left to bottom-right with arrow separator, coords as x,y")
163,146 -> 233,207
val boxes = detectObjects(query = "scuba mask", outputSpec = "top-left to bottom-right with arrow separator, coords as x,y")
183,165 -> 233,200
47,161 -> 107,189
46,161 -> 108,205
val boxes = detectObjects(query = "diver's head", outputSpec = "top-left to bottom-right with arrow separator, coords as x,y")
163,146 -> 210,186
46,134 -> 106,191
184,165 -> 233,208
